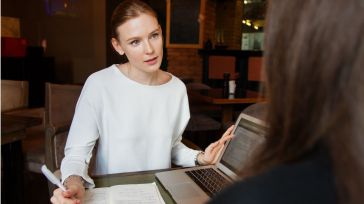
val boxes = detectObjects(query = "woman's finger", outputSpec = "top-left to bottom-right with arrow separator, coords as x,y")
207,125 -> 234,152
221,125 -> 234,139
63,189 -> 74,198
50,196 -> 56,204
212,145 -> 225,163
218,134 -> 233,145
205,141 -> 218,153
206,143 -> 225,164
209,142 -> 225,157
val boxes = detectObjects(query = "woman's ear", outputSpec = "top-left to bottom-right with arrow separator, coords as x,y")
111,38 -> 124,55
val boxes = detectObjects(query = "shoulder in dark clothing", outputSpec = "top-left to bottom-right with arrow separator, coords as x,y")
208,147 -> 337,204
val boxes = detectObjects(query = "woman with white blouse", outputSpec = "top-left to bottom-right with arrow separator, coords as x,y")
50,1 -> 233,203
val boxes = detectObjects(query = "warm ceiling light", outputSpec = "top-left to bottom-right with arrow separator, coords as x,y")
254,25 -> 259,30
244,0 -> 248,4
242,20 -> 246,24
246,22 -> 252,26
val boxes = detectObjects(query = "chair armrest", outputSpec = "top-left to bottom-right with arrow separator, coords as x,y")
4,107 -> 45,127
54,123 -> 71,134
46,123 -> 71,135
45,123 -> 71,174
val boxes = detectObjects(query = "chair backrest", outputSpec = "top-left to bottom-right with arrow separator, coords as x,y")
44,83 -> 83,194
186,82 -> 211,91
1,80 -> 29,112
45,83 -> 83,128
44,83 -> 83,172
185,82 -> 221,115
242,102 -> 267,122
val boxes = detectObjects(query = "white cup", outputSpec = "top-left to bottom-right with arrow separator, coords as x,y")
229,80 -> 236,95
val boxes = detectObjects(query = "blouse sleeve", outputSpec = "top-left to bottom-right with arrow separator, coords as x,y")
171,86 -> 200,167
60,78 -> 100,188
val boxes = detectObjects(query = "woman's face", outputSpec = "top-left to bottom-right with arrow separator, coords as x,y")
112,13 -> 163,74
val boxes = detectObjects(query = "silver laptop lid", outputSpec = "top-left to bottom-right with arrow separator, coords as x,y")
216,113 -> 267,179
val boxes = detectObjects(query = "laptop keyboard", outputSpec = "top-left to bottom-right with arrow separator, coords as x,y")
185,168 -> 230,197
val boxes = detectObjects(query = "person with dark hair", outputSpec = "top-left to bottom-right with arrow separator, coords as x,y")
50,0 -> 233,203
209,0 -> 364,203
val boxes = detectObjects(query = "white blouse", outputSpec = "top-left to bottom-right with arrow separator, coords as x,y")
61,65 -> 199,188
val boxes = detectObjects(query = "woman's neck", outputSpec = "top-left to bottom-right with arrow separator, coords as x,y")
118,63 -> 160,86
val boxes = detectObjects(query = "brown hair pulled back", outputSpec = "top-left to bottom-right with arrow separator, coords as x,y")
111,0 -> 158,39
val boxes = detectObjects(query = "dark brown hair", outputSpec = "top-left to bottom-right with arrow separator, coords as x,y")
111,0 -> 158,39
243,0 -> 364,203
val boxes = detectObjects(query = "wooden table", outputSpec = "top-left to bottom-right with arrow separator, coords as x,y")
92,168 -> 178,204
189,89 -> 265,125
1,114 -> 42,204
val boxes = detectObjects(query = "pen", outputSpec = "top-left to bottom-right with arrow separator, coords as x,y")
41,165 -> 66,191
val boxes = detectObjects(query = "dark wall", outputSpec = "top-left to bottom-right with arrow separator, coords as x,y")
2,0 -> 106,84
1,0 -> 26,19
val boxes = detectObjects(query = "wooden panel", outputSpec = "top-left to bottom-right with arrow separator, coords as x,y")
248,57 -> 264,81
208,56 -> 236,79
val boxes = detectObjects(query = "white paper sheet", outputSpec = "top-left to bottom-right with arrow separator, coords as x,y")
84,182 -> 165,204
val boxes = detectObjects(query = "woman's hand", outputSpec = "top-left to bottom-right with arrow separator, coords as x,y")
198,125 -> 234,165
50,176 -> 85,204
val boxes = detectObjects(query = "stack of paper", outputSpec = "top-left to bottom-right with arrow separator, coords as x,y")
84,182 -> 165,204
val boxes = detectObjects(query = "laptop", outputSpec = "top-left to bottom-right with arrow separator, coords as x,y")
156,113 -> 267,204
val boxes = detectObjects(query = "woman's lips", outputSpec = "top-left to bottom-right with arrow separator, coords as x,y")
144,57 -> 158,65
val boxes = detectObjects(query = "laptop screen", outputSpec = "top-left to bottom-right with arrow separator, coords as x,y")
219,116 -> 265,174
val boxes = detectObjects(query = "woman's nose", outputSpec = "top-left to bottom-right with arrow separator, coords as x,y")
144,40 -> 154,54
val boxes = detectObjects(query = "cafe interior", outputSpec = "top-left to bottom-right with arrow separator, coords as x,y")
1,0 -> 267,203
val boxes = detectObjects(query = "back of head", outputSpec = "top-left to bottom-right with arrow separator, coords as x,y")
111,0 -> 158,39
251,0 -> 364,203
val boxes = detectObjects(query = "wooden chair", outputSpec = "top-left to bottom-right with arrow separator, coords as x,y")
1,80 -> 46,173
242,101 -> 267,122
186,82 -> 220,116
44,83 -> 83,194
1,79 -> 29,112
5,107 -> 46,173
184,82 -> 222,149
223,102 -> 267,131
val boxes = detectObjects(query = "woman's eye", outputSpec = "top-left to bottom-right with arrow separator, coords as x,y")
151,33 -> 159,39
130,40 -> 140,46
